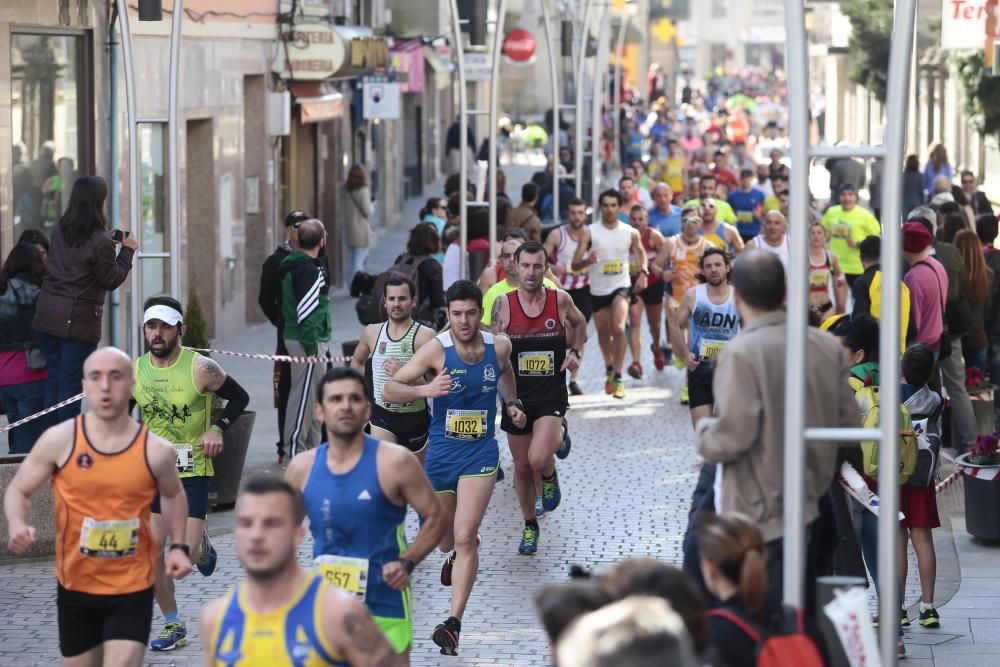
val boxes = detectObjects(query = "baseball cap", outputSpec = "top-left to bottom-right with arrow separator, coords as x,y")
902,222 -> 933,253
143,304 -> 183,326
284,210 -> 310,228
837,182 -> 856,195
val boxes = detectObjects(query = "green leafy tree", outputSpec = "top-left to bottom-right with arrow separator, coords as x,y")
953,51 -> 1000,139
841,0 -> 894,105
183,291 -> 210,352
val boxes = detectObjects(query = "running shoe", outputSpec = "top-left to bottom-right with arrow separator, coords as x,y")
568,380 -> 583,396
901,607 -> 911,627
518,525 -> 539,555
440,551 -> 457,586
613,378 -> 625,399
497,466 -> 505,482
542,469 -> 562,512
918,605 -> 940,628
652,344 -> 666,371
680,385 -> 689,405
604,370 -> 615,394
535,495 -> 545,518
433,616 -> 462,656
627,362 -> 643,379
556,418 -> 572,460
196,530 -> 218,577
150,621 -> 187,651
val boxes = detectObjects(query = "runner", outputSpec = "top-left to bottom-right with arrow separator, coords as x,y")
285,366 -> 447,658
5,347 -> 193,667
699,198 -> 744,254
544,197 -> 593,395
199,477 -> 405,666
625,205 -> 667,378
133,296 -> 251,652
382,279 -> 526,656
490,241 -> 587,554
808,220 -> 848,322
668,247 -> 740,427
570,189 -> 649,399
351,276 -> 436,463
745,209 -> 790,267
478,228 -> 527,295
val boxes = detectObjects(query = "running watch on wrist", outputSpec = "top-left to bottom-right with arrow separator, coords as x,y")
508,399 -> 524,412
568,348 -> 580,357
169,543 -> 191,557
399,558 -> 415,574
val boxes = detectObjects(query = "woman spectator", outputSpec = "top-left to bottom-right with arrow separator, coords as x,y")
17,229 -> 50,266
32,176 -> 136,423
0,243 -> 48,453
396,222 -> 445,328
941,211 -> 969,244
923,143 -> 952,202
955,229 -> 994,372
903,154 -> 924,215
951,184 -> 977,230
419,197 -> 448,264
442,208 -> 491,289
343,164 -> 374,287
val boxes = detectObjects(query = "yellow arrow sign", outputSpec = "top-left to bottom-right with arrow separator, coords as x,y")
651,17 -> 677,45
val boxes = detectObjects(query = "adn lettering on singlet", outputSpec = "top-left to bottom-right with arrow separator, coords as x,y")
371,321 -> 427,413
506,288 -> 568,405
588,221 -> 634,296
688,284 -> 741,362
428,331 -> 500,444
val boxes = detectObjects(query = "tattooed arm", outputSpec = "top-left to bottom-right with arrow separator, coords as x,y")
323,592 -> 406,666
194,355 -> 228,393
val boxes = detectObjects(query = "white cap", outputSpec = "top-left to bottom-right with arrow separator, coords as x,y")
143,304 -> 183,326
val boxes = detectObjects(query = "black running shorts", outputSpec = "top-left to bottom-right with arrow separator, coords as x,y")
57,585 -> 154,657
500,401 -> 569,436
566,286 -> 593,323
591,287 -> 630,313
687,364 -> 716,409
369,405 -> 431,453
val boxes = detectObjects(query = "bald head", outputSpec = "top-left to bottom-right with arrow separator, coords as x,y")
297,219 -> 326,250
83,346 -> 133,375
82,347 -> 136,419
731,250 -> 785,311
931,175 -> 952,196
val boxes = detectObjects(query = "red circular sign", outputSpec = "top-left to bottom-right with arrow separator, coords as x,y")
503,29 -> 536,63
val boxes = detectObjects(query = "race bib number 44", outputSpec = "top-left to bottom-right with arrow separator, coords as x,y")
314,555 -> 369,601
518,351 -> 555,376
601,260 -> 624,275
80,517 -> 139,558
445,409 -> 488,440
699,340 -> 726,361
174,443 -> 194,474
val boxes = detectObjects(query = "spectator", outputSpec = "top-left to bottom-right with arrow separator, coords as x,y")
258,210 -> 310,464
16,229 -> 50,266
695,250 -> 858,611
443,207 -> 492,289
446,120 -> 475,173
951,185 -> 977,230
961,170 -> 993,216
826,155 -> 865,195
923,143 -> 953,201
535,580 -> 610,660
556,596 -> 697,667
821,182 -> 881,285
419,197 -> 448,264
279,219 -> 331,457
851,235 -> 914,351
0,244 -> 48,453
940,211 -> 969,244
902,222 -> 949,355
343,164 -> 374,288
870,157 -> 883,221
32,176 -> 136,423
507,182 -> 542,241
955,229 -> 994,372
396,222 -> 445,328
902,154 -> 925,216
977,214 -> 1000,407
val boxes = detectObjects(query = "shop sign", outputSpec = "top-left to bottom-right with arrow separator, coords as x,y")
503,29 -> 537,63
941,0 -> 990,50
362,80 -> 401,119
351,37 -> 390,70
278,24 -> 347,80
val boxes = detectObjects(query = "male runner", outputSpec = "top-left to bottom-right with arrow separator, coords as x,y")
571,189 -> 648,399
481,234 -> 559,329
668,247 -> 740,427
351,276 -> 436,463
745,209 -> 790,268
626,205 -> 667,378
382,280 -> 526,656
5,347 -> 193,667
490,241 -> 587,554
133,296 -> 250,651
200,477 -> 404,666
686,174 -> 738,224
285,367 -> 446,657
699,198 -> 744,254
544,197 -> 592,395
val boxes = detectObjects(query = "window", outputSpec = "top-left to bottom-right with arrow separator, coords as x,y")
139,123 -> 169,300
11,32 -> 92,241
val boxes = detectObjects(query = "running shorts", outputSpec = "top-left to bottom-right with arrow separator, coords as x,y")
57,585 -> 154,657
151,475 -> 210,519
374,614 -> 414,654
591,287 -> 630,312
566,286 -> 593,323
687,364 -> 716,410
500,401 -> 569,436
630,282 -> 664,306
424,440 -> 500,494
369,406 -> 430,453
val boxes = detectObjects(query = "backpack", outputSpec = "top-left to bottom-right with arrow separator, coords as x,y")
854,385 -> 919,484
705,606 -> 824,667
908,417 -> 942,488
365,254 -> 431,325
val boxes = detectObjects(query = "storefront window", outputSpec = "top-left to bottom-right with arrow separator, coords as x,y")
11,32 -> 90,241
140,123 -> 169,300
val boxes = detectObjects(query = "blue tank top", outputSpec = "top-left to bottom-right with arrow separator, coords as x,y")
211,573 -> 346,666
428,330 -> 499,445
303,438 -> 408,619
689,284 -> 741,362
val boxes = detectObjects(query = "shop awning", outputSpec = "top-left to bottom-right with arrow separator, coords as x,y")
391,41 -> 425,93
289,82 -> 345,124
423,46 -> 453,91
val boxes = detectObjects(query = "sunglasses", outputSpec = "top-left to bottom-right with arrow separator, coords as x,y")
682,216 -> 702,224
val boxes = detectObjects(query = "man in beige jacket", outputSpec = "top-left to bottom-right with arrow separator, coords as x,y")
695,250 -> 859,609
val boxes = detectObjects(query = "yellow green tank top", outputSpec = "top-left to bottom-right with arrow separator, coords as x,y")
134,348 -> 214,477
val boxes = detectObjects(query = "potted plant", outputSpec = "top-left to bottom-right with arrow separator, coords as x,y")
966,367 -> 995,436
957,432 -> 1000,541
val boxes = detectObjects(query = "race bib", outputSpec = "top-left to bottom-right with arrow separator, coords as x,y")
831,222 -> 851,239
809,270 -> 829,287
174,443 -> 194,474
518,350 -> 555,377
314,555 -> 369,601
79,517 -> 139,558
737,210 -> 754,223
601,260 -> 624,276
699,340 -> 726,361
445,409 -> 488,440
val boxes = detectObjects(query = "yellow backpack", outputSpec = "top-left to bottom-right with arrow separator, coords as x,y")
854,385 -> 919,484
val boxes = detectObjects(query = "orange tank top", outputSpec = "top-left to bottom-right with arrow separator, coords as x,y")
670,235 -> 707,302
53,417 -> 158,594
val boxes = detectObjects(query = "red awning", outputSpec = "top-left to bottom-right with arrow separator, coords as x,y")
288,82 -> 345,124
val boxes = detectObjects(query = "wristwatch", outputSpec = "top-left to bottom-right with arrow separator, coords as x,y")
169,543 -> 191,557
399,558 -> 415,574
568,348 -> 580,357
508,399 -> 524,412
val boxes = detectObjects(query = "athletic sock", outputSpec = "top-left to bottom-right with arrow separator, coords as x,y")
525,519 -> 540,531
164,610 -> 181,624
920,602 -> 935,612
614,373 -> 622,380
541,471 -> 555,482
605,365 -> 613,373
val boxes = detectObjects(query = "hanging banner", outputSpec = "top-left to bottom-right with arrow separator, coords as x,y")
941,0 -> 989,50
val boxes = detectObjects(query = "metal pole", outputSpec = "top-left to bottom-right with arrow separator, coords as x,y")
447,0 -> 469,279
612,15 -> 628,171
168,0 -> 183,299
574,0 -> 594,198
590,5 -> 609,214
876,1 -> 916,662
780,0 -> 810,610
487,0 -> 508,268
541,0 -> 561,224
116,0 -> 142,358
108,23 -> 120,349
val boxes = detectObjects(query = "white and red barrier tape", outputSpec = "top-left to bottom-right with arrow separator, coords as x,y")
0,392 -> 85,434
